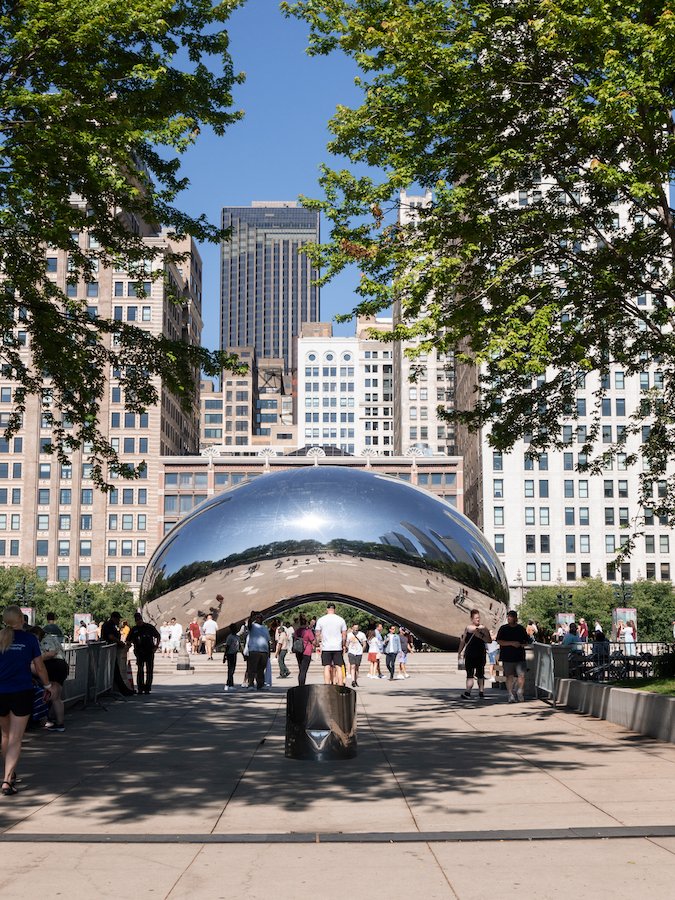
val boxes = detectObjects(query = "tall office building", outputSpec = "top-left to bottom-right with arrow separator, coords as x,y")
220,202 -> 320,373
394,190 -> 456,456
0,203 -> 203,588
454,184 -> 675,600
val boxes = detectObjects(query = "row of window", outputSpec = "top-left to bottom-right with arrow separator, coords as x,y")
37,487 -> 147,506
110,412 -> 149,428
520,561 -> 669,583
304,382 -> 356,393
107,540 -> 147,556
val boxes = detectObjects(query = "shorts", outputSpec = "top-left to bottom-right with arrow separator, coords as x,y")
488,650 -> 499,664
45,657 -> 69,686
502,660 -> 527,677
321,649 -> 344,666
347,653 -> 362,666
399,652 -> 408,664
0,688 -> 35,718
367,652 -> 378,663
465,658 -> 485,679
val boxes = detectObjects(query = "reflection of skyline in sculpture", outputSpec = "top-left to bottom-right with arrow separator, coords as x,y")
140,467 -> 509,650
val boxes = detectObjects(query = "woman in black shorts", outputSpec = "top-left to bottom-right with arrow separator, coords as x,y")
457,608 -> 492,701
0,605 -> 52,795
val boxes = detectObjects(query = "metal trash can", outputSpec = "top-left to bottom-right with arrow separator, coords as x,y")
285,684 -> 357,760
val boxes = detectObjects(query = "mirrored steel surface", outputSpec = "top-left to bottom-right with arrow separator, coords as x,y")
140,466 -> 508,650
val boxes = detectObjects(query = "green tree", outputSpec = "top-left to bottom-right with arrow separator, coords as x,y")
0,1 -> 244,485
519,578 -> 614,634
286,0 -> 675,523
631,580 -> 675,641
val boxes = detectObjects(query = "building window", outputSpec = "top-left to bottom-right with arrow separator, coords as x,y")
494,534 -> 505,554
565,535 -> 576,553
566,563 -> 576,581
526,563 -> 536,582
541,563 -> 551,581
494,507 -> 504,526
493,479 -> 503,498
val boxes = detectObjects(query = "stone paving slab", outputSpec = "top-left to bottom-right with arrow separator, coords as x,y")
0,653 -> 674,898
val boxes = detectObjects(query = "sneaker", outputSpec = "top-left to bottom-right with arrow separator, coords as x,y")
352,681 -> 358,687
507,694 -> 516,703
43,721 -> 55,730
394,675 -> 405,679
404,674 -> 411,678
461,691 -> 472,699
52,725 -> 65,732
479,691 -> 485,699
223,686 -> 230,691
517,691 -> 525,702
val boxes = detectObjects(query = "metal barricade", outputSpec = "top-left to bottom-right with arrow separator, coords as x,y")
532,642 -> 555,700
62,645 -> 90,708
61,643 -> 117,707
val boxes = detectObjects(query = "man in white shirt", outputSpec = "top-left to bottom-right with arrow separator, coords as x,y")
169,617 -> 183,654
315,602 -> 347,685
202,614 -> 218,660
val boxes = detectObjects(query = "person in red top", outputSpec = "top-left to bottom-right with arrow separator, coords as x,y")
578,618 -> 589,643
188,619 -> 201,654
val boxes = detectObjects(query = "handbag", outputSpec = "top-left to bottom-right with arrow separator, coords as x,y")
457,630 -> 476,671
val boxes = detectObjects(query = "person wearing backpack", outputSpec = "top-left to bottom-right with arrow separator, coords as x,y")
293,614 -> 315,687
126,613 -> 161,695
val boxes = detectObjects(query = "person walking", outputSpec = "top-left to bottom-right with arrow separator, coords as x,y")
345,624 -> 366,686
202,614 -> 218,660
458,609 -> 492,700
623,619 -> 637,655
398,628 -> 413,678
315,602 -> 347,685
384,625 -> 401,680
274,625 -> 291,678
188,619 -> 201,655
246,612 -> 270,690
293,615 -> 315,686
0,605 -> 52,795
496,610 -> 530,702
126,613 -> 161,694
223,625 -> 240,691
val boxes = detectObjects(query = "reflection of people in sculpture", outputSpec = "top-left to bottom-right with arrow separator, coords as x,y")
458,609 -> 492,700
345,624 -> 366,686
314,602 -> 347,686
293,615 -> 315,686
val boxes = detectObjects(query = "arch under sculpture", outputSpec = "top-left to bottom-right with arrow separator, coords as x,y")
140,466 -> 509,650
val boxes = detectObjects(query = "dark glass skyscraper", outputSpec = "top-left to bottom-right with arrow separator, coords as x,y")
220,202 -> 320,371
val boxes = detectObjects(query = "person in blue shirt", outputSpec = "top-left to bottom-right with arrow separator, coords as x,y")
0,605 -> 51,795
561,622 -> 583,652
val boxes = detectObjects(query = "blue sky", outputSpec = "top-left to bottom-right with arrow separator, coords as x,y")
177,1 -> 365,351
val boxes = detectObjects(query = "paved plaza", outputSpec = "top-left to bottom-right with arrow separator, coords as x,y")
1,653 -> 674,898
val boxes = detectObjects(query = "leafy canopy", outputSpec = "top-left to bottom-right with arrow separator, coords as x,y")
0,1 -> 245,484
286,0 -> 675,523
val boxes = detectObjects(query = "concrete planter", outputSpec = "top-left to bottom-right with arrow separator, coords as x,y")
556,679 -> 675,743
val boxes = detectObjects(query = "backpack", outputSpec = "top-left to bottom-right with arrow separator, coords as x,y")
292,635 -> 305,653
136,627 -> 157,656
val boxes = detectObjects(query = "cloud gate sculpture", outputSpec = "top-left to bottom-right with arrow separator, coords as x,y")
140,466 -> 509,650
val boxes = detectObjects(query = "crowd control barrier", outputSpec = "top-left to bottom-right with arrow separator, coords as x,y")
62,643 -> 118,708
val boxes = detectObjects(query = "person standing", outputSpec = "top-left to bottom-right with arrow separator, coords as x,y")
0,605 -> 52,794
274,625 -> 291,679
458,609 -> 492,700
86,618 -> 98,643
314,602 -> 347,685
623,619 -> 637,655
384,625 -> 401,680
496,610 -> 530,703
35,626 -> 69,731
202,614 -> 218,660
345,624 -> 366,686
101,612 -> 134,696
188,619 -> 201,655
169,617 -> 183,654
223,625 -> 240,691
293,615 -> 315,687
126,613 -> 160,695
246,613 -> 270,690
398,629 -> 413,679
43,613 -> 63,641
77,621 -> 87,644
578,618 -> 589,643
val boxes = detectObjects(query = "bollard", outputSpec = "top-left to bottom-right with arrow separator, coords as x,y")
285,684 -> 357,760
